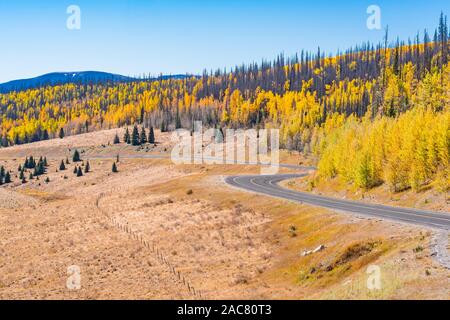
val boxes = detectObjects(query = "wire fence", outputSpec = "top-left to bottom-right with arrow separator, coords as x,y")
95,191 -> 204,299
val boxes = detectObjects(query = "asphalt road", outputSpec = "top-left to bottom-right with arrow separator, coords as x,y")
87,154 -> 449,230
225,174 -> 450,231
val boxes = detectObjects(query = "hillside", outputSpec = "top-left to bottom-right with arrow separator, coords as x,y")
0,128 -> 448,299
0,72 -> 192,94
0,71 -> 136,94
0,13 -> 449,195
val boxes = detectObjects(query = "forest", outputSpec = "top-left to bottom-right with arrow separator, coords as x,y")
0,14 -> 449,193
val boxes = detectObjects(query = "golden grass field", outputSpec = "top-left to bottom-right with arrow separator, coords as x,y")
0,128 -> 448,299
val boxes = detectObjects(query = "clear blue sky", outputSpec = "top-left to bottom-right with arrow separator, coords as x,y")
0,0 -> 449,83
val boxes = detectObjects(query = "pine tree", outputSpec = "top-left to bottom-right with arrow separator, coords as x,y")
42,130 -> 49,140
66,157 -> 70,165
123,128 -> 131,144
73,166 -> 78,174
60,160 -> 66,171
19,169 -> 24,180
113,133 -> 120,144
77,167 -> 83,177
0,166 -> 4,178
45,177 -> 50,183
43,157 -> 48,167
148,126 -> 155,144
85,161 -> 90,173
131,125 -> 140,146
29,156 -> 36,168
29,172 -> 34,180
33,160 -> 45,176
73,150 -> 81,162
140,127 -> 147,145
59,127 -> 65,139
4,172 -> 11,184
112,162 -> 118,173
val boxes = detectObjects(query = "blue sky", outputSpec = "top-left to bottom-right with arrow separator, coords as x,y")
0,0 -> 449,83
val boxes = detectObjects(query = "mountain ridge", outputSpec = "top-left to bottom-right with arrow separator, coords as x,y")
0,71 -> 190,93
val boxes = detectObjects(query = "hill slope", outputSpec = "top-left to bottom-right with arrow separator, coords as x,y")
0,71 -> 136,93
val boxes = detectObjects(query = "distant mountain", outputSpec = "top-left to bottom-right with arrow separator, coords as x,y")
0,71 -> 191,93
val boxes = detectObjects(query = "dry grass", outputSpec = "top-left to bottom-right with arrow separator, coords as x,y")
0,129 -> 448,300
283,174 -> 450,214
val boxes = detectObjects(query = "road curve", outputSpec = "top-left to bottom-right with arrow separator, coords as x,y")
225,174 -> 450,231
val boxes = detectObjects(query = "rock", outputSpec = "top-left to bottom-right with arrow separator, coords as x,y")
301,245 -> 326,257
313,245 -> 326,253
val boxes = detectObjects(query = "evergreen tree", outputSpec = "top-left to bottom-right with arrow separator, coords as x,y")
4,172 -> 11,184
148,126 -> 155,144
19,169 -> 24,180
73,149 -> 81,162
112,162 -> 118,173
113,133 -> 120,144
66,157 -> 70,165
77,166 -> 83,177
59,160 -> 66,171
29,172 -> 34,180
45,177 -> 50,183
73,166 -> 78,174
59,127 -> 65,139
85,161 -> 90,173
42,130 -> 49,140
0,176 -> 3,186
18,164 -> 22,172
25,156 -> 36,169
123,128 -> 131,144
0,166 -> 4,178
140,127 -> 147,145
1,135 -> 8,147
33,159 -> 45,176
131,125 -> 140,146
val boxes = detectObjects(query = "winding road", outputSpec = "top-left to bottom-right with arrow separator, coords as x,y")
88,154 -> 449,230
225,174 -> 450,231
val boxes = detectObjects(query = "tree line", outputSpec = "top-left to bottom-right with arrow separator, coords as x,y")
0,13 -> 448,192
